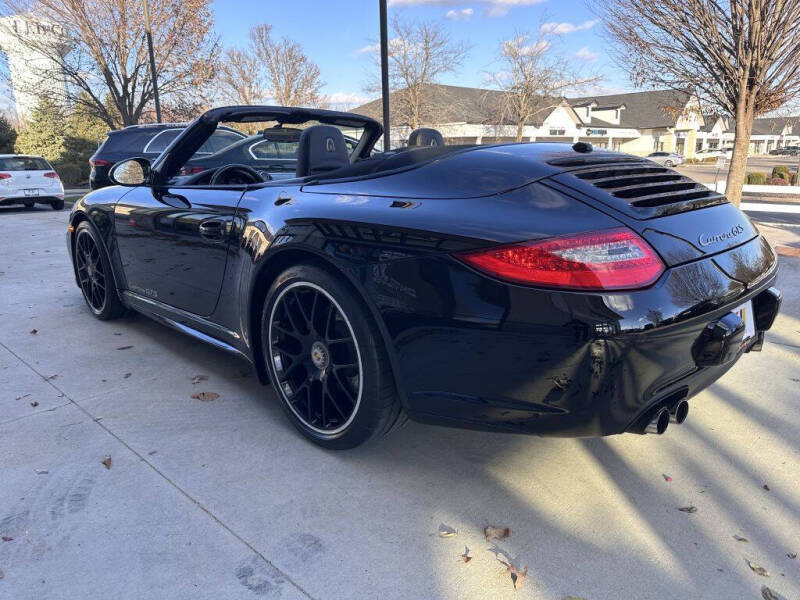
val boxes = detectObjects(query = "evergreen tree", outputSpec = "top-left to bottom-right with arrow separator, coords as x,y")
14,98 -> 67,161
0,115 -> 17,153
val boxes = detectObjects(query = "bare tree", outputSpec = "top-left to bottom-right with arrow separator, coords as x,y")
490,30 -> 599,142
249,24 -> 324,107
0,0 -> 219,127
219,47 -> 264,105
368,16 -> 470,130
594,0 -> 800,205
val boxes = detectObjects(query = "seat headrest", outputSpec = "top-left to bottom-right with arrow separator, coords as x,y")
296,125 -> 350,177
408,128 -> 444,147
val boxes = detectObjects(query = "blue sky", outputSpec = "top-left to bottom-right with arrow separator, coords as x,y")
212,0 -> 633,107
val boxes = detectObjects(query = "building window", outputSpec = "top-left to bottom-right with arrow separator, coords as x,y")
695,140 -> 703,152
549,128 -> 565,136
653,138 -> 664,152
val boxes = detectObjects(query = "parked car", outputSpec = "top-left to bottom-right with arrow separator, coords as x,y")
784,145 -> 800,156
178,127 -> 371,181
694,148 -> 722,159
89,123 -> 247,189
0,154 -> 65,210
67,105 -> 781,449
647,151 -> 685,167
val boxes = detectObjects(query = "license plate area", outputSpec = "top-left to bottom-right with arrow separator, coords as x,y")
24,189 -> 39,197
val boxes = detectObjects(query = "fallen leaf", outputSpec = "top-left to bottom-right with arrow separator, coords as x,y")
14,394 -> 31,401
148,450 -> 157,456
0,568 -> 3,580
101,455 -> 111,470
733,535 -> 749,543
30,328 -> 37,334
460,546 -> 472,563
497,559 -> 527,591
763,484 -> 771,491
123,373 -> 131,379
35,469 -> 48,475
191,392 -> 219,402
663,474 -> 673,482
485,525 -> 512,541
113,332 -> 122,336
678,506 -> 698,513
787,553 -> 796,559
43,374 -> 58,380
30,401 -> 38,407
747,560 -> 770,577
1,536 -> 12,542
762,585 -> 786,600
190,374 -> 209,384
438,524 -> 457,538
116,345 -> 133,350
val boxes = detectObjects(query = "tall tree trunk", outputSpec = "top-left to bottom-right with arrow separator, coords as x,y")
516,120 -> 524,142
725,102 -> 754,206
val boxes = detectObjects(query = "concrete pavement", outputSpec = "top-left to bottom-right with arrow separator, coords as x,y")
1,206 -> 799,600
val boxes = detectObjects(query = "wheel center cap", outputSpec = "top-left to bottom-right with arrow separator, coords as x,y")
310,341 -> 329,370
87,264 -> 95,278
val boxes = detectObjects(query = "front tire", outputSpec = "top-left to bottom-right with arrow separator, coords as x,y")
262,264 -> 403,449
73,221 -> 126,320
664,160 -> 674,167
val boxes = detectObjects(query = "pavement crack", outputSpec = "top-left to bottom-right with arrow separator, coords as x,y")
0,401 -> 72,426
0,340 -> 317,600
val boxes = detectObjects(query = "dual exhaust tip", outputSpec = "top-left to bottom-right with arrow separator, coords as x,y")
637,399 -> 689,435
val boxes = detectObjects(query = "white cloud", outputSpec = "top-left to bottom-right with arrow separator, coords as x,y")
325,92 -> 371,106
540,19 -> 599,34
388,0 -> 546,17
445,7 -> 474,20
354,42 -> 380,55
574,46 -> 597,61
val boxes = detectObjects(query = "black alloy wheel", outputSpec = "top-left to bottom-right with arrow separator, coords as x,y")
263,265 -> 404,448
73,221 -> 125,320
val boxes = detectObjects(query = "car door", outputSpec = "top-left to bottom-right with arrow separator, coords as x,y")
114,185 -> 243,316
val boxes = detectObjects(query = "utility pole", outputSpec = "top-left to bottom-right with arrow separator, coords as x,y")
379,0 -> 390,151
143,0 -> 162,123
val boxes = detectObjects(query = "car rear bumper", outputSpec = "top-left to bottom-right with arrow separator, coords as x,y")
0,195 -> 64,206
363,236 -> 779,437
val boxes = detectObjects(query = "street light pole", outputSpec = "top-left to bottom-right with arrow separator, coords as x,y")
143,0 -> 162,123
379,0 -> 390,151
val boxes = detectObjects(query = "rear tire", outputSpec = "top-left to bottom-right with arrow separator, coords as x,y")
261,264 -> 403,449
52,199 -> 65,210
73,221 -> 126,320
24,202 -> 34,209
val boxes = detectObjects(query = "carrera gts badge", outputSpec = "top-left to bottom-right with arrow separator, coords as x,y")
698,224 -> 744,247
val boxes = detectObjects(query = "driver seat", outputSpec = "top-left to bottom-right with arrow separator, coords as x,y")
296,125 -> 350,177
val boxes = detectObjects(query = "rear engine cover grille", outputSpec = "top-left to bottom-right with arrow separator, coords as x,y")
548,158 -> 728,219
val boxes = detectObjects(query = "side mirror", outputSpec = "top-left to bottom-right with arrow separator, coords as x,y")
109,157 -> 151,186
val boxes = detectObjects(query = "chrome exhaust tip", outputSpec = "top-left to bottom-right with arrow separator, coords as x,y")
670,400 -> 689,424
645,407 -> 670,435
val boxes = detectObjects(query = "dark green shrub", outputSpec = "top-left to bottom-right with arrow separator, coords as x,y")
765,176 -> 789,186
747,172 -> 767,185
54,163 -> 84,186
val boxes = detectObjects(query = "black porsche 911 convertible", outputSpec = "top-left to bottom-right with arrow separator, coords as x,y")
67,105 -> 781,449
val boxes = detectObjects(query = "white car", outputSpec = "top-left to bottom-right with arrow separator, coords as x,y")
0,154 -> 65,210
694,147 -> 723,159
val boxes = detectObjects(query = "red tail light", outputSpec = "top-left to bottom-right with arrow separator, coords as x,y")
90,158 -> 111,167
457,228 -> 665,291
0,173 -> 10,180
44,171 -> 59,179
180,166 -> 206,176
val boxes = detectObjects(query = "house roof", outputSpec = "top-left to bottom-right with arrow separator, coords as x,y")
751,116 -> 800,136
352,83 -> 569,127
568,89 -> 693,129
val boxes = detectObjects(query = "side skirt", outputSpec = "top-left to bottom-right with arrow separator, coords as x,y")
122,291 -> 253,363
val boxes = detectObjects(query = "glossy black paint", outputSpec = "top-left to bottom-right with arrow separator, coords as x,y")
68,109 -> 780,438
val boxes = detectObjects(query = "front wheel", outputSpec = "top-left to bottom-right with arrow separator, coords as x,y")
262,264 -> 404,449
664,160 -> 674,167
73,221 -> 126,320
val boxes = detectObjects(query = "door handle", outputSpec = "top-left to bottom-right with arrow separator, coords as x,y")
199,219 -> 225,239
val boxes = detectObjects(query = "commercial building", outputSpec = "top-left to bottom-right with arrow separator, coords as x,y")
353,84 -> 800,157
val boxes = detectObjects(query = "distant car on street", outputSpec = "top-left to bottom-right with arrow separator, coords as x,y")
89,123 -> 247,189
647,151 -> 685,167
0,154 -> 65,210
694,148 -> 723,159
